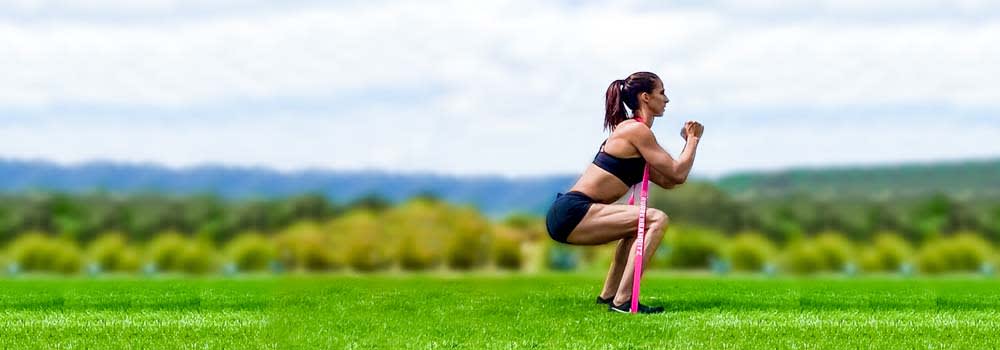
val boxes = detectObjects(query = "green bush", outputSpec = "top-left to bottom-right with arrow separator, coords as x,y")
6,232 -> 81,274
491,226 -> 523,270
7,233 -> 50,272
663,226 -> 723,269
916,244 -> 947,274
223,232 -> 275,272
384,199 -> 447,271
87,232 -> 140,273
501,214 -> 547,242
52,243 -> 82,274
946,232 -> 994,271
274,222 -> 339,272
146,232 -> 188,272
781,241 -> 825,275
917,232 -> 993,274
444,207 -> 491,270
326,210 -> 391,272
146,232 -> 218,274
812,231 -> 855,271
345,241 -> 392,272
724,231 -> 777,271
398,233 -> 442,271
178,240 -> 217,274
859,232 -> 912,272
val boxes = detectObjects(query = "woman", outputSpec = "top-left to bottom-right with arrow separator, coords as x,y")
545,71 -> 703,314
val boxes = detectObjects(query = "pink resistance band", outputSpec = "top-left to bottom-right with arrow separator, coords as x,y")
627,116 -> 651,314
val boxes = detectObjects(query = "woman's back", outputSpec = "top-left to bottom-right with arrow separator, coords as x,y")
569,119 -> 647,204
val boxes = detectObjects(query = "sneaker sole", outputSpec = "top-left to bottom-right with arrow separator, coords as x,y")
609,304 -> 665,314
608,305 -> 630,313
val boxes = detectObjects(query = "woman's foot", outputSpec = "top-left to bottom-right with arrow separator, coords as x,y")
596,296 -> 614,305
608,300 -> 665,314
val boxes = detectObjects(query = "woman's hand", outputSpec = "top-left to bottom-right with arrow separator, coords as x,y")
680,120 -> 704,141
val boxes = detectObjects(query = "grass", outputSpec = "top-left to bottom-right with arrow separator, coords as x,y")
2,272 -> 1000,349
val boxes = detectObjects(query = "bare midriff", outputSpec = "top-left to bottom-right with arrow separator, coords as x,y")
567,164 -> 633,204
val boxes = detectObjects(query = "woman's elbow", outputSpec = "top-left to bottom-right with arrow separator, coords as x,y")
672,174 -> 688,185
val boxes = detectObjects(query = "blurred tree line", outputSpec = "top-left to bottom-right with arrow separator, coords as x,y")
715,158 -> 1000,198
1,181 -> 998,247
0,191 -> 535,275
0,191 -> 366,245
1,181 -> 1000,276
650,182 -> 1000,245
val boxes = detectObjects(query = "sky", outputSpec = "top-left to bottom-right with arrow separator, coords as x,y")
0,0 -> 997,179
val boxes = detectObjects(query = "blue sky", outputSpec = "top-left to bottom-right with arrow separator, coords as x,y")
0,0 -> 997,178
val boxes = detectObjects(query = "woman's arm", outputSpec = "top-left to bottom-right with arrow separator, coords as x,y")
629,121 -> 703,185
649,167 -> 679,189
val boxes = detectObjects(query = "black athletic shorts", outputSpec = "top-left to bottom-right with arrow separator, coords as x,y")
545,191 -> 594,244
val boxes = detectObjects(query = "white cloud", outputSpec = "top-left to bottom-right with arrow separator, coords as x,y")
0,0 -> 997,177
1,1 -> 995,109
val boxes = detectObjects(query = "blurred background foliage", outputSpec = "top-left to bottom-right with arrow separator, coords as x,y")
2,181 -> 1000,276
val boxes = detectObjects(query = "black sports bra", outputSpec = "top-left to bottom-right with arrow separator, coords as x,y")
593,139 -> 646,186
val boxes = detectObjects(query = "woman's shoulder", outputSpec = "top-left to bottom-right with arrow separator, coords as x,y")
612,119 -> 651,139
604,120 -> 650,153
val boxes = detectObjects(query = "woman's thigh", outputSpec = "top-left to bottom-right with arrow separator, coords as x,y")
565,203 -> 643,245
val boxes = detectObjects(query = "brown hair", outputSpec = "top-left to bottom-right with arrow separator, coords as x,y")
604,72 -> 660,131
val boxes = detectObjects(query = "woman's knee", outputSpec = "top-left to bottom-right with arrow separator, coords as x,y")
647,209 -> 668,226
646,209 -> 669,234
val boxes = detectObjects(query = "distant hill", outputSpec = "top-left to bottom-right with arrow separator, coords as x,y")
0,159 -> 576,217
715,158 -> 1000,199
1,157 -> 999,217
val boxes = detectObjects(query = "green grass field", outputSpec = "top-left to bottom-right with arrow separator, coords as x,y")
2,273 -> 1000,349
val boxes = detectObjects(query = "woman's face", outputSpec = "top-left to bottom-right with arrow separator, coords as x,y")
647,80 -> 670,117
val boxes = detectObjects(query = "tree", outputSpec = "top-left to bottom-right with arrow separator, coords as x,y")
283,193 -> 336,223
348,193 -> 391,213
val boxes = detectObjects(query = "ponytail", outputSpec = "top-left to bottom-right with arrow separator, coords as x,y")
603,72 -> 661,132
604,79 -> 628,132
